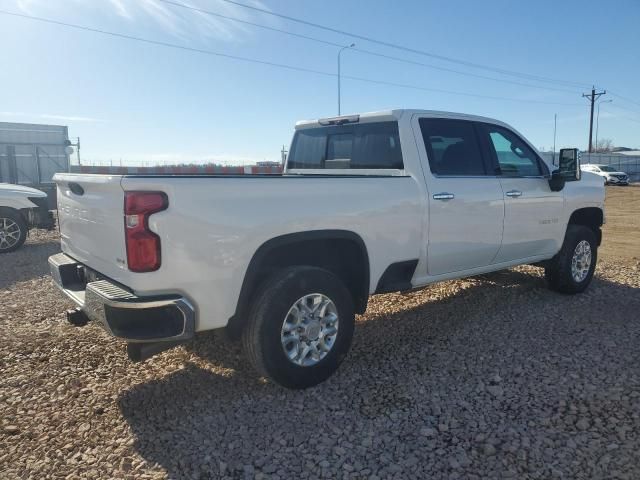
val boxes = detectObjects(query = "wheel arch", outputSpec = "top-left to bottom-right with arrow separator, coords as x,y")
0,206 -> 29,228
0,205 -> 26,220
226,230 -> 370,339
567,207 -> 604,245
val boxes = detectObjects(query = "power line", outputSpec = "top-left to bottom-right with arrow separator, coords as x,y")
0,9 -> 585,107
158,0 -> 578,95
341,74 -> 581,105
210,0 -> 594,89
353,48 -> 578,94
0,10 -> 336,77
608,104 -> 640,121
167,0 -> 640,108
608,91 -> 640,109
608,103 -> 640,117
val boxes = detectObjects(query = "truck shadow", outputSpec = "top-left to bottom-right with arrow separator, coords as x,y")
0,237 -> 60,289
118,268 -> 640,478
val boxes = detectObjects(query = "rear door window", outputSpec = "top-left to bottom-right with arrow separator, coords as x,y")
419,118 -> 488,176
287,121 -> 403,170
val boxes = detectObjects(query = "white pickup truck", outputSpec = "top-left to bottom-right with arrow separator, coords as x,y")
49,110 -> 604,388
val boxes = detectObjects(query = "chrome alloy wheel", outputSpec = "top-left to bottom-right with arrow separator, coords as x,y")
0,217 -> 21,251
571,240 -> 592,282
280,293 -> 339,367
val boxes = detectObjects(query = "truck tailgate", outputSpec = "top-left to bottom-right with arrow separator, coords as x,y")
54,174 -> 128,283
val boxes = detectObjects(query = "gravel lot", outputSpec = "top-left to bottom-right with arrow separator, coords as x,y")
2,187 -> 640,479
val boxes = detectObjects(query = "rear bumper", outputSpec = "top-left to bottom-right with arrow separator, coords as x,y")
48,252 -> 195,343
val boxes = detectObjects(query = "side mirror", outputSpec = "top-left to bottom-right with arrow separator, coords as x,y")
558,148 -> 581,181
549,148 -> 580,191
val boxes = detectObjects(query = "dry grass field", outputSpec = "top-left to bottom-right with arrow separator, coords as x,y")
600,184 -> 640,261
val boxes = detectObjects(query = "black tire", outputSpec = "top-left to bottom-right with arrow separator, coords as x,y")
0,208 -> 28,254
242,266 -> 355,389
545,225 -> 597,294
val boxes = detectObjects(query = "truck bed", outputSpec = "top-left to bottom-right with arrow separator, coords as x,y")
54,172 -> 424,331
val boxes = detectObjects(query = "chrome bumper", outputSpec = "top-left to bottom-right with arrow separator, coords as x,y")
48,253 -> 195,343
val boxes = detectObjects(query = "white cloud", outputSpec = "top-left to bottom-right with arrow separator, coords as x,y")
139,0 -> 184,37
0,111 -> 104,123
107,0 -> 132,20
38,114 -> 105,123
12,0 -> 273,43
15,0 -> 37,14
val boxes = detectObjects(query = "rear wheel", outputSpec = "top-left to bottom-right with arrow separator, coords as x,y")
545,225 -> 597,294
0,209 -> 27,253
242,266 -> 355,389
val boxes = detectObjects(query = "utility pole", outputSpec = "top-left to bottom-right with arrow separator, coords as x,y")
582,87 -> 606,153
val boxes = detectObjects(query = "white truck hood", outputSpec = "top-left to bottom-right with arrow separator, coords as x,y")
0,183 -> 47,197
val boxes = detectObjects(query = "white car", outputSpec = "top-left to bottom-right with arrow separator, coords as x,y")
48,109 -> 605,388
0,183 -> 54,253
581,164 -> 629,185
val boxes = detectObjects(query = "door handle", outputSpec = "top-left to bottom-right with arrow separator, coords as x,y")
505,190 -> 522,198
433,192 -> 455,200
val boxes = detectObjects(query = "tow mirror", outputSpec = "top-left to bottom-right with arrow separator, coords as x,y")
558,148 -> 581,181
549,148 -> 580,192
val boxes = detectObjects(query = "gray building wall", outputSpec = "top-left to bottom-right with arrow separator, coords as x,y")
0,122 -> 71,207
0,122 -> 70,185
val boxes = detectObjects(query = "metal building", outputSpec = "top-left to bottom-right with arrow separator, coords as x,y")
0,122 -> 71,207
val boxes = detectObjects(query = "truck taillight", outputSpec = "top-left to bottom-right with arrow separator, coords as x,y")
124,191 -> 168,272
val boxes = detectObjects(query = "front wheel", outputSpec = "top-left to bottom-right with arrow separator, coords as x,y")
242,266 -> 355,389
0,209 -> 28,253
545,225 -> 598,294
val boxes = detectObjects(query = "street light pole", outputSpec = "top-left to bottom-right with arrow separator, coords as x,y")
337,43 -> 355,115
595,99 -> 612,152
553,113 -> 557,165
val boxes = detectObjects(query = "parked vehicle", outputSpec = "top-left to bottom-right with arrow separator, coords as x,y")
581,163 -> 629,185
0,183 -> 54,253
48,110 -> 605,388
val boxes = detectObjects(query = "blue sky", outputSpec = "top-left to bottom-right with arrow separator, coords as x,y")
1,0 -> 639,165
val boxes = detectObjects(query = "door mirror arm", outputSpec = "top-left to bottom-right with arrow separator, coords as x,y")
548,169 -> 566,192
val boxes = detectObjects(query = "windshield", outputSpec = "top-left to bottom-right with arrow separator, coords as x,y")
599,166 -> 617,172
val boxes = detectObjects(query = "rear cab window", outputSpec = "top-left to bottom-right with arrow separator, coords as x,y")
287,121 -> 404,171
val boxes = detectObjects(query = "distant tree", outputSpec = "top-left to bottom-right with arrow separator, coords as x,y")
595,138 -> 613,153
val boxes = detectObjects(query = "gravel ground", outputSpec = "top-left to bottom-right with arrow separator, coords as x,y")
2,193 -> 640,479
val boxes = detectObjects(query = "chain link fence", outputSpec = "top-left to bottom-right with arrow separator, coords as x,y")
541,152 -> 640,183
